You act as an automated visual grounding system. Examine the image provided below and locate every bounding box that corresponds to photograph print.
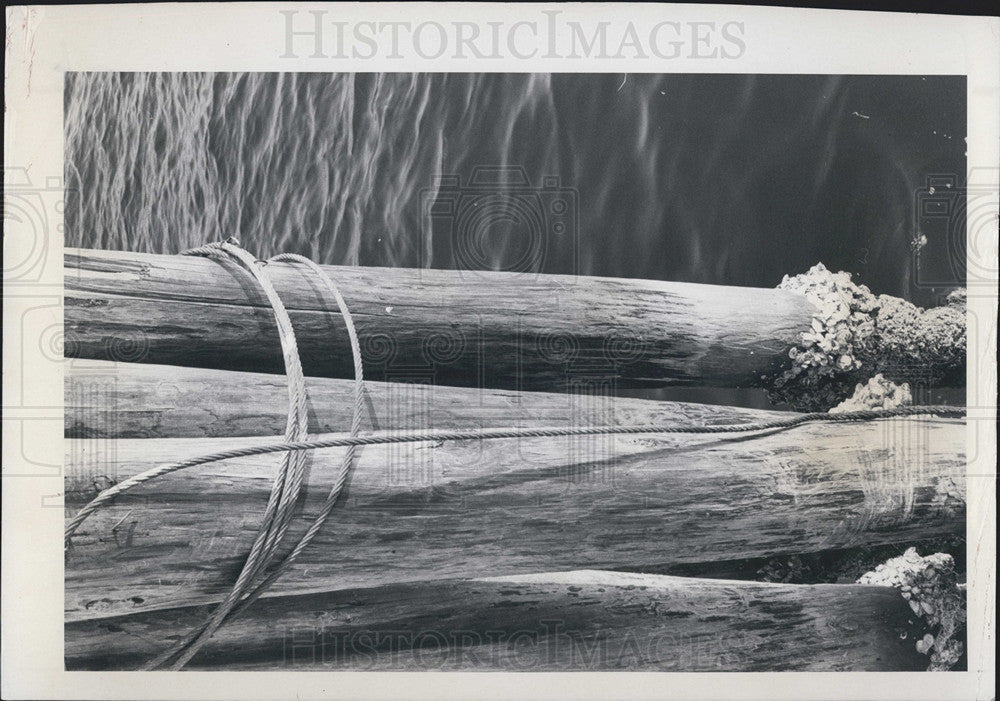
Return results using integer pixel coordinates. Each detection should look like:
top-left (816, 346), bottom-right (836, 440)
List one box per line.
top-left (62, 72), bottom-right (969, 672)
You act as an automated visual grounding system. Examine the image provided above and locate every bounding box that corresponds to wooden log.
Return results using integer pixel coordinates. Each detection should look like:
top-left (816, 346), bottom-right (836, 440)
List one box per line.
top-left (64, 248), bottom-right (817, 391)
top-left (65, 360), bottom-right (793, 438)
top-left (65, 570), bottom-right (932, 671)
top-left (65, 415), bottom-right (965, 621)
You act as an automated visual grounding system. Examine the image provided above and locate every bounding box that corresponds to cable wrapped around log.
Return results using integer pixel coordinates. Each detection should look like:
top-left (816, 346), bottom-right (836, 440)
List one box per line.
top-left (62, 245), bottom-right (968, 671)
top-left (65, 410), bottom-right (965, 621)
top-left (63, 249), bottom-right (965, 406)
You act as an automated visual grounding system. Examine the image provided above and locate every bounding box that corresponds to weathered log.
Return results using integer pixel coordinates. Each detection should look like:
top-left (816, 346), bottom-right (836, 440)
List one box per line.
top-left (65, 360), bottom-right (792, 438)
top-left (65, 415), bottom-right (965, 620)
top-left (65, 570), bottom-right (932, 671)
top-left (64, 247), bottom-right (817, 391)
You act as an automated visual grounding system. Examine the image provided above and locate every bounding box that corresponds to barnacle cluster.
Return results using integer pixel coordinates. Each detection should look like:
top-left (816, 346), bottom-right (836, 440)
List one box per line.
top-left (863, 294), bottom-right (966, 378)
top-left (770, 263), bottom-right (878, 410)
top-left (829, 373), bottom-right (912, 413)
top-left (769, 263), bottom-right (966, 411)
top-left (857, 547), bottom-right (966, 671)
top-left (945, 288), bottom-right (967, 307)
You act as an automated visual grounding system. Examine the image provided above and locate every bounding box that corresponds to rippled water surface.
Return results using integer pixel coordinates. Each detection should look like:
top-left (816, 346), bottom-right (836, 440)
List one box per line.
top-left (65, 73), bottom-right (966, 306)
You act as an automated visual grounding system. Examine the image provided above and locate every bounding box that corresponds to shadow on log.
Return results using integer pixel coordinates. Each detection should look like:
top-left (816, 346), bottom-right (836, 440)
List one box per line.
top-left (65, 570), bottom-right (933, 671)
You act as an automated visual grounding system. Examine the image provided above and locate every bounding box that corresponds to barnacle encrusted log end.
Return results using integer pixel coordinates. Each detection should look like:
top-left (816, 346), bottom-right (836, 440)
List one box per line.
top-left (858, 547), bottom-right (966, 671)
top-left (769, 263), bottom-right (966, 411)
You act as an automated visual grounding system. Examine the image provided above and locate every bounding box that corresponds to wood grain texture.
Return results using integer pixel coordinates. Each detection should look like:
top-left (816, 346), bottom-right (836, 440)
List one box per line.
top-left (65, 360), bottom-right (794, 439)
top-left (64, 248), bottom-right (816, 391)
top-left (65, 416), bottom-right (965, 621)
top-left (65, 570), bottom-right (930, 671)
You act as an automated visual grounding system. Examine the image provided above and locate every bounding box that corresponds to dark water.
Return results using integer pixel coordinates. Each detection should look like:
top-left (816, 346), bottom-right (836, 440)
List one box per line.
top-left (65, 73), bottom-right (966, 309)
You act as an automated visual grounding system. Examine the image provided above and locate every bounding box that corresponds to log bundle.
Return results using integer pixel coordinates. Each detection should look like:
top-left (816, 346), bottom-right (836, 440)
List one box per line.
top-left (62, 248), bottom-right (968, 671)
top-left (65, 570), bottom-right (931, 671)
